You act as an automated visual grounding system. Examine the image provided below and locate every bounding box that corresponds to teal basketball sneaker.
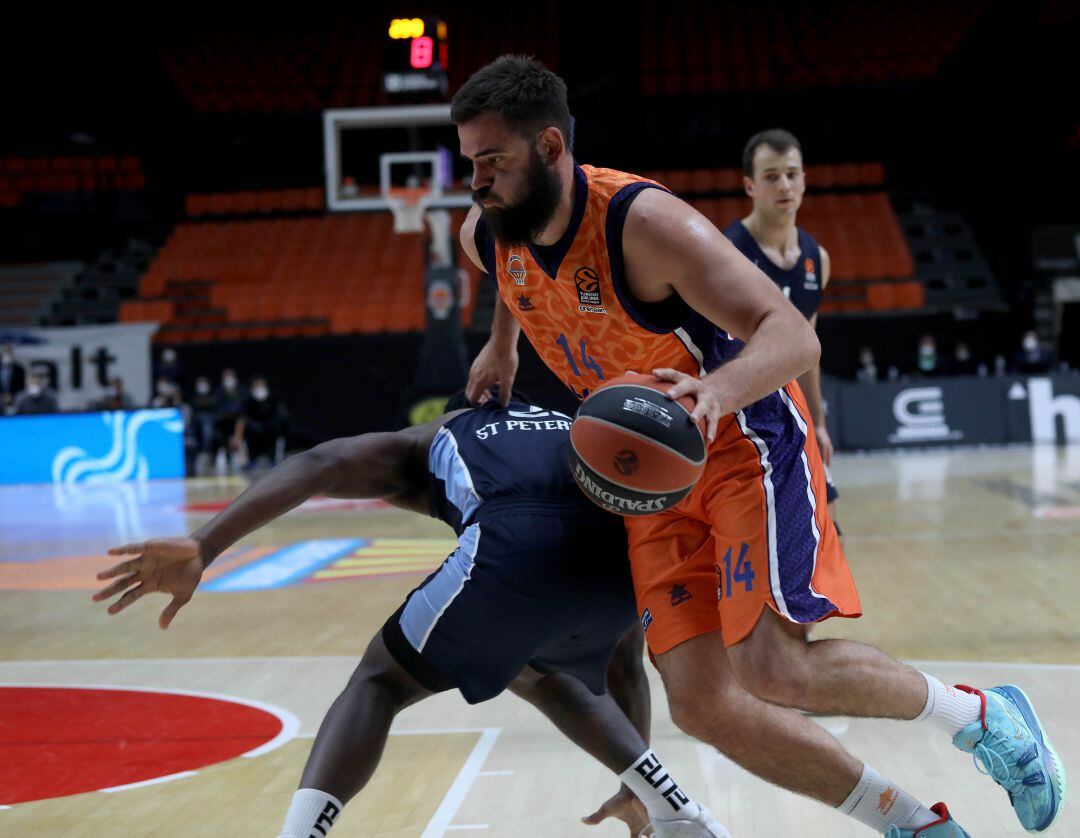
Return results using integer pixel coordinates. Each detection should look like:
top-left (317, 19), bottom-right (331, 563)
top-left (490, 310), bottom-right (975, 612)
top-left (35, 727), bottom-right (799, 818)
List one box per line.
top-left (952, 685), bottom-right (1066, 832)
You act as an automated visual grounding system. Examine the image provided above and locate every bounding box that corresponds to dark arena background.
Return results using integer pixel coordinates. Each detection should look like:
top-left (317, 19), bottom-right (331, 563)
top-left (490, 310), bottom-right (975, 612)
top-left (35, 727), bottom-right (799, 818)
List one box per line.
top-left (1, 4), bottom-right (1078, 836)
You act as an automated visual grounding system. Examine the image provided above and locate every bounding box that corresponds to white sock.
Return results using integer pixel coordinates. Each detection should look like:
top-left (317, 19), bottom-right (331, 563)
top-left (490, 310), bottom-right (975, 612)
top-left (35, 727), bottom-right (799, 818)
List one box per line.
top-left (620, 749), bottom-right (702, 822)
top-left (913, 672), bottom-right (982, 735)
top-left (839, 764), bottom-right (938, 833)
top-left (280, 788), bottom-right (343, 838)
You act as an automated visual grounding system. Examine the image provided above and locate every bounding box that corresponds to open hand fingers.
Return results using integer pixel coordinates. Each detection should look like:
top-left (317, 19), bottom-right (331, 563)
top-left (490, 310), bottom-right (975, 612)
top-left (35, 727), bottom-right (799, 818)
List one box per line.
top-left (665, 375), bottom-right (701, 402)
top-left (107, 542), bottom-right (146, 557)
top-left (92, 573), bottom-right (138, 603)
top-left (107, 583), bottom-right (147, 616)
top-left (465, 377), bottom-right (486, 404)
top-left (651, 367), bottom-right (687, 385)
top-left (159, 593), bottom-right (191, 630)
top-left (705, 412), bottom-right (720, 443)
top-left (96, 557), bottom-right (142, 581)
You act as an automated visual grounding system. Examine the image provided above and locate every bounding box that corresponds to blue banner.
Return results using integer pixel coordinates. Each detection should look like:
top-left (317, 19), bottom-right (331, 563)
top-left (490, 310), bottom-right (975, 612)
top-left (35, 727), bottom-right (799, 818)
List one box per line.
top-left (0, 409), bottom-right (185, 485)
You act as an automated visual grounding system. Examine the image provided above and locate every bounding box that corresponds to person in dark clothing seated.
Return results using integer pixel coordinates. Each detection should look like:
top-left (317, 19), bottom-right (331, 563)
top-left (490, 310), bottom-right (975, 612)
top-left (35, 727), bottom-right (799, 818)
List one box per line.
top-left (13, 372), bottom-right (59, 415)
top-left (1012, 330), bottom-right (1054, 374)
top-left (237, 375), bottom-right (288, 468)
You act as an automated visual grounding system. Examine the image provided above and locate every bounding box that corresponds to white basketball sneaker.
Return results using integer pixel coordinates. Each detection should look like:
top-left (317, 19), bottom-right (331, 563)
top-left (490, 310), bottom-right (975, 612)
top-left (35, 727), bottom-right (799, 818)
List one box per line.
top-left (645, 804), bottom-right (732, 838)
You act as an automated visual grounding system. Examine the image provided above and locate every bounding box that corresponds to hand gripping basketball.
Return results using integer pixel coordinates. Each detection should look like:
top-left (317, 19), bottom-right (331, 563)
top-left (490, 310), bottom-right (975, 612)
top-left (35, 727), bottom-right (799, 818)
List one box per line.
top-left (570, 373), bottom-right (706, 516)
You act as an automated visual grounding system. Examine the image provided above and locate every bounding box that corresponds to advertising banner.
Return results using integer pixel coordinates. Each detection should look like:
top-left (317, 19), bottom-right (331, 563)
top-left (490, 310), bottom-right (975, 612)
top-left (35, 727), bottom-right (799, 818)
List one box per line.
top-left (0, 409), bottom-right (184, 485)
top-left (1, 323), bottom-right (156, 411)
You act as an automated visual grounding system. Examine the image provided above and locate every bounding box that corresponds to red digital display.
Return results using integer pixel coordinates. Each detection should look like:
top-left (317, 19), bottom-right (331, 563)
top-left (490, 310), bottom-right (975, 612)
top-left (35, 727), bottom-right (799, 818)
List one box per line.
top-left (410, 36), bottom-right (434, 69)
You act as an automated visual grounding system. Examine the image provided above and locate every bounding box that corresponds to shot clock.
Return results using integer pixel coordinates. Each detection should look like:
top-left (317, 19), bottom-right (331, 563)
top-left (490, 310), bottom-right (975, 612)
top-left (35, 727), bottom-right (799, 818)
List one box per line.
top-left (383, 17), bottom-right (449, 96)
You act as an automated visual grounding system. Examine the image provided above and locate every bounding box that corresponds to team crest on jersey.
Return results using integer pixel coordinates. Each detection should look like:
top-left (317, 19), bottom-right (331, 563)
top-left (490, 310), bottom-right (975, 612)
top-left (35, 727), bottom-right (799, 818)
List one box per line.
top-left (804, 257), bottom-right (819, 289)
top-left (508, 254), bottom-right (527, 285)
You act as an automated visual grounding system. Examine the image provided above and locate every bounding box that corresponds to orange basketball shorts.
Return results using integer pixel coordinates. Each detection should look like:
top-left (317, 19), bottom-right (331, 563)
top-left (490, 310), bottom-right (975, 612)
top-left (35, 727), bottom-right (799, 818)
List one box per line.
top-left (625, 382), bottom-right (862, 655)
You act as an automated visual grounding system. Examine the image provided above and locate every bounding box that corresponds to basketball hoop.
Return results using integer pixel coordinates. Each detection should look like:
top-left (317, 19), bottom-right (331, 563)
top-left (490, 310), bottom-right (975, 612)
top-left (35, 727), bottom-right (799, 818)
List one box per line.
top-left (386, 186), bottom-right (430, 233)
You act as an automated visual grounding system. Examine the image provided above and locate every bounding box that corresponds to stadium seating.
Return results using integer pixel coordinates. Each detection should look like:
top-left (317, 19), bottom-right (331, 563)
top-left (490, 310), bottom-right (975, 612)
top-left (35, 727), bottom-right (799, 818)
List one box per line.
top-left (0, 156), bottom-right (145, 209)
top-left (123, 159), bottom-right (919, 338)
top-left (641, 0), bottom-right (987, 95)
top-left (641, 165), bottom-right (920, 313)
top-left (123, 210), bottom-right (479, 341)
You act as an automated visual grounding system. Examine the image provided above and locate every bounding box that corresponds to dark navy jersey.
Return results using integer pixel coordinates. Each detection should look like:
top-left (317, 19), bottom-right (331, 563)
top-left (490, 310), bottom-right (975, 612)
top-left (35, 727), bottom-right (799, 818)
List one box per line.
top-left (428, 402), bottom-right (589, 534)
top-left (723, 221), bottom-right (823, 320)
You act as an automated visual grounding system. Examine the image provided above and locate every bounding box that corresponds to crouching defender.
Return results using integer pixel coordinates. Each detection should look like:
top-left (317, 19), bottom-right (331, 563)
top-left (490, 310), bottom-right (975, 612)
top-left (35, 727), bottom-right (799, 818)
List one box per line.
top-left (93, 398), bottom-right (729, 838)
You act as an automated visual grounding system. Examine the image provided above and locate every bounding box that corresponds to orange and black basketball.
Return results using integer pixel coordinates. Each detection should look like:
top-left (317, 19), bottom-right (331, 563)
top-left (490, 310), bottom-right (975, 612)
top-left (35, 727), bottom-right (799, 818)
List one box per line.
top-left (569, 372), bottom-right (706, 516)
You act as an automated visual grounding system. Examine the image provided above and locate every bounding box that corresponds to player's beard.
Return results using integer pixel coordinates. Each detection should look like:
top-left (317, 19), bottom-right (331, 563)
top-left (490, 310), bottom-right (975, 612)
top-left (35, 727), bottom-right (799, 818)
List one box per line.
top-left (476, 146), bottom-right (562, 246)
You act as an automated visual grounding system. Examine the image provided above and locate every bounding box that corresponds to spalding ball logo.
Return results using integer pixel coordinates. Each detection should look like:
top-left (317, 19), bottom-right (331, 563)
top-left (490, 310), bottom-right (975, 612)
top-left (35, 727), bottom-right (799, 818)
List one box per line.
top-left (614, 449), bottom-right (639, 475)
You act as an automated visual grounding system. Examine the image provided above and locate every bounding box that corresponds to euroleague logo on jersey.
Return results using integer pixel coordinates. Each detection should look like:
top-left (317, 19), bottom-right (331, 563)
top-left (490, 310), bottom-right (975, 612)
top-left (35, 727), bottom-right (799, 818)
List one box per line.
top-left (508, 254), bottom-right (527, 285)
top-left (804, 257), bottom-right (819, 289)
top-left (574, 266), bottom-right (607, 314)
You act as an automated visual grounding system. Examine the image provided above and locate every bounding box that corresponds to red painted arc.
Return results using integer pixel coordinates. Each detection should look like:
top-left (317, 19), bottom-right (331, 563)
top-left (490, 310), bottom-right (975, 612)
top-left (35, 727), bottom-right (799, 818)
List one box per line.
top-left (0, 687), bottom-right (283, 805)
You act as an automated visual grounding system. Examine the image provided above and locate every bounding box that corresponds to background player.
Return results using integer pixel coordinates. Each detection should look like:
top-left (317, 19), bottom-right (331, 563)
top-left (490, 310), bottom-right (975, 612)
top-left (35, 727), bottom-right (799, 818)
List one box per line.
top-left (93, 398), bottom-right (729, 838)
top-left (454, 55), bottom-right (1063, 835)
top-left (724, 128), bottom-right (841, 528)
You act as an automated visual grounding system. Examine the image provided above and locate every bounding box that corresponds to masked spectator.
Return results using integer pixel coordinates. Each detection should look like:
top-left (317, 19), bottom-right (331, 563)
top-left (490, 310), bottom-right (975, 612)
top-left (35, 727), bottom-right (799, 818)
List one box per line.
top-left (1012, 330), bottom-right (1054, 374)
top-left (93, 377), bottom-right (137, 411)
top-left (855, 347), bottom-right (878, 384)
top-left (915, 334), bottom-right (940, 377)
top-left (13, 371), bottom-right (59, 415)
top-left (187, 375), bottom-right (219, 474)
top-left (237, 375), bottom-right (288, 468)
top-left (155, 347), bottom-right (183, 386)
top-left (949, 342), bottom-right (980, 376)
top-left (150, 376), bottom-right (183, 408)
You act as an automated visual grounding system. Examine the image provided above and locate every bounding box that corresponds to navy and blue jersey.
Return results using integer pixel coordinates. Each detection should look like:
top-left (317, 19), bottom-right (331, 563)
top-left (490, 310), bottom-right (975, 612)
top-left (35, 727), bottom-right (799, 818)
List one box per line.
top-left (427, 401), bottom-right (586, 534)
top-left (723, 221), bottom-right (823, 320)
top-left (381, 402), bottom-right (637, 704)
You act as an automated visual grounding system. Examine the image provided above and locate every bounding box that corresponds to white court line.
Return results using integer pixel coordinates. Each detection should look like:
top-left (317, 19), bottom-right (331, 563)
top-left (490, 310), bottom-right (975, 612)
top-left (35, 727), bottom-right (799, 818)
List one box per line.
top-left (100, 771), bottom-right (197, 793)
top-left (421, 728), bottom-right (501, 838)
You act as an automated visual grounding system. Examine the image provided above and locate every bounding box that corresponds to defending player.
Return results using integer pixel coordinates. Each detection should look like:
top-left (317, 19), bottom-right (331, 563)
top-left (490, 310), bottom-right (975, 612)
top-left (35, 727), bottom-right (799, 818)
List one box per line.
top-left (93, 399), bottom-right (728, 838)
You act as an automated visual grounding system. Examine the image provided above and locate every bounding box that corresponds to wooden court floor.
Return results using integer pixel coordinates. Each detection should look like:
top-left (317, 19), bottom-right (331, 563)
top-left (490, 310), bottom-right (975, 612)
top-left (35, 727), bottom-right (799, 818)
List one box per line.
top-left (2, 445), bottom-right (1078, 836)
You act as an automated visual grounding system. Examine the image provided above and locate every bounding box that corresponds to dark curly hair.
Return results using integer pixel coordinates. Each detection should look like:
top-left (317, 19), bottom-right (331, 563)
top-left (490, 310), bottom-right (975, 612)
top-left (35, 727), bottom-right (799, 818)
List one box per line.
top-left (451, 55), bottom-right (572, 146)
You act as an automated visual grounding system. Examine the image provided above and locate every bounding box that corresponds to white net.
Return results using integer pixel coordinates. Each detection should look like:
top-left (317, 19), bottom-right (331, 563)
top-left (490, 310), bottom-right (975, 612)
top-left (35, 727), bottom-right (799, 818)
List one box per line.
top-left (387, 189), bottom-right (428, 233)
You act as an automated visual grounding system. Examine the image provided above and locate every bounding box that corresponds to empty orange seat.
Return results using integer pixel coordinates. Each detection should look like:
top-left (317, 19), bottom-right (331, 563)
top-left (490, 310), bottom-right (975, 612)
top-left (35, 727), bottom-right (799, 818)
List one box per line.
top-left (893, 281), bottom-right (925, 310)
top-left (866, 284), bottom-right (896, 310)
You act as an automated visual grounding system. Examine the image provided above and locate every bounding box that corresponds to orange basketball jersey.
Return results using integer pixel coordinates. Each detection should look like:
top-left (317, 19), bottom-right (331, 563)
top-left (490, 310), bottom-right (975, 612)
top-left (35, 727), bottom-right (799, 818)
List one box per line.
top-left (473, 164), bottom-right (734, 399)
top-left (472, 164), bottom-right (861, 652)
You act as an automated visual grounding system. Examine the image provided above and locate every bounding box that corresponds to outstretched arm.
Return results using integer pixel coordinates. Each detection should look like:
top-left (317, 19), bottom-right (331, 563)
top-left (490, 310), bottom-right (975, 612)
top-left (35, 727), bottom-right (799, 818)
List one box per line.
top-left (93, 416), bottom-right (458, 627)
top-left (192, 427), bottom-right (432, 566)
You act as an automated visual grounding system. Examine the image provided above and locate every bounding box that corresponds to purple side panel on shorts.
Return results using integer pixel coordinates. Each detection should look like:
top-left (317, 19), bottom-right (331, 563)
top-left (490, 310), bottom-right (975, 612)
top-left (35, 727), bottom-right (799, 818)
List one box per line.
top-left (740, 391), bottom-right (836, 623)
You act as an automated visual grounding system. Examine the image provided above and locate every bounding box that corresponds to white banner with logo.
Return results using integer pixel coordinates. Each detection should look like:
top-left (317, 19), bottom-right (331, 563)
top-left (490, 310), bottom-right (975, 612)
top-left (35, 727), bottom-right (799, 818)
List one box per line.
top-left (1, 322), bottom-right (156, 411)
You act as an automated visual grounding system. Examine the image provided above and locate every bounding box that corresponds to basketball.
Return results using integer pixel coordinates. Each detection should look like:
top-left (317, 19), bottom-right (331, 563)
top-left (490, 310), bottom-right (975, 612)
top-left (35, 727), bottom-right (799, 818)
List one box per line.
top-left (569, 373), bottom-right (706, 516)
